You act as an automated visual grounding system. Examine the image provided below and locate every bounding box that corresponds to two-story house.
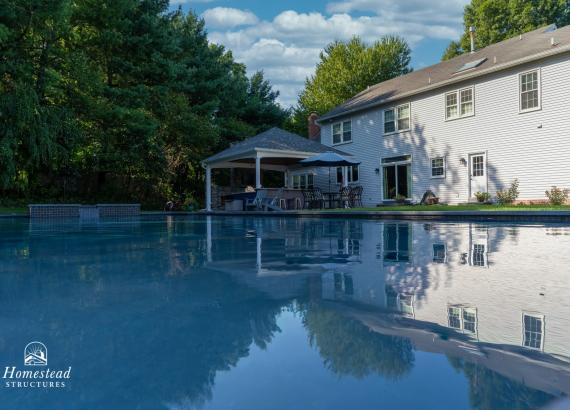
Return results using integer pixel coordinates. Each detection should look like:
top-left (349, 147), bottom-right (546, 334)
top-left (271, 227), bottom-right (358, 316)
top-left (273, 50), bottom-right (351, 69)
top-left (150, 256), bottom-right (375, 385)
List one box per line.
top-left (314, 24), bottom-right (570, 206)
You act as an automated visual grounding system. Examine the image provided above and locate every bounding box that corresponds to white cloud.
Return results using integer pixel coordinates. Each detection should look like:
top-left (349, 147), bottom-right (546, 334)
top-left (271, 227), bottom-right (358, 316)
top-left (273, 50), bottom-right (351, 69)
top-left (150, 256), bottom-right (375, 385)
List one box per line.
top-left (205, 2), bottom-right (469, 107)
top-left (202, 7), bottom-right (258, 29)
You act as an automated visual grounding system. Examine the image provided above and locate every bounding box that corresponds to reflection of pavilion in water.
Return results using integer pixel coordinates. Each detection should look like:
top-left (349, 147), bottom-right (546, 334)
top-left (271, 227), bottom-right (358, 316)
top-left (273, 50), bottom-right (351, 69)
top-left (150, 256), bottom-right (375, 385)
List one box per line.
top-left (204, 217), bottom-right (570, 397)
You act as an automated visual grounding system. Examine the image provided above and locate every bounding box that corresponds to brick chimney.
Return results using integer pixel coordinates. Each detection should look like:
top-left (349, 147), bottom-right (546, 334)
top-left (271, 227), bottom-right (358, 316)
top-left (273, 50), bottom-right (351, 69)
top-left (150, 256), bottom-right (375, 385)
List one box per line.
top-left (308, 112), bottom-right (321, 142)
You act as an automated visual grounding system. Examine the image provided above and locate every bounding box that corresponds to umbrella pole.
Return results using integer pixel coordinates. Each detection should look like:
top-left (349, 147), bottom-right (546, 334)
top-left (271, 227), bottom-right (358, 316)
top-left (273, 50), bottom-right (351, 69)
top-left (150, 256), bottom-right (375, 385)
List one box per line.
top-left (328, 167), bottom-right (331, 208)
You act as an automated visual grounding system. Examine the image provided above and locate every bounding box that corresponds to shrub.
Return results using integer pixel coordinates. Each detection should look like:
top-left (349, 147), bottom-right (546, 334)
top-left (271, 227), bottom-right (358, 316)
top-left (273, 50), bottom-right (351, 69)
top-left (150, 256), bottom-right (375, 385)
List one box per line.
top-left (496, 179), bottom-right (519, 205)
top-left (545, 186), bottom-right (569, 205)
top-left (395, 194), bottom-right (407, 204)
top-left (474, 192), bottom-right (491, 203)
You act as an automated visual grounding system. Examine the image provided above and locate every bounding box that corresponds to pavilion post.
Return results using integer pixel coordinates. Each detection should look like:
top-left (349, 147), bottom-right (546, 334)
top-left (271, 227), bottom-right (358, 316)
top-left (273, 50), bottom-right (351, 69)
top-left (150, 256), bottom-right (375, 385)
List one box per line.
top-left (343, 166), bottom-right (349, 187)
top-left (255, 155), bottom-right (262, 188)
top-left (205, 165), bottom-right (212, 212)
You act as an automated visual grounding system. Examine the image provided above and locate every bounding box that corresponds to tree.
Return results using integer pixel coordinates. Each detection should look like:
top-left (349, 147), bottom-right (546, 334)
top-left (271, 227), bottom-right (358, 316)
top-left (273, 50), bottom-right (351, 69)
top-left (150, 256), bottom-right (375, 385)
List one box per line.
top-left (288, 36), bottom-right (411, 136)
top-left (0, 1), bottom-right (286, 207)
top-left (443, 0), bottom-right (570, 60)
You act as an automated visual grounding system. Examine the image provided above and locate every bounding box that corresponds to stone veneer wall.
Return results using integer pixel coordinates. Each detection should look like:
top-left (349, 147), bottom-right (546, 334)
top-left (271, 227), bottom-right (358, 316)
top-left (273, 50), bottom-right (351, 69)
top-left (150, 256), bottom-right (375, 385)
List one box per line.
top-left (29, 204), bottom-right (140, 218)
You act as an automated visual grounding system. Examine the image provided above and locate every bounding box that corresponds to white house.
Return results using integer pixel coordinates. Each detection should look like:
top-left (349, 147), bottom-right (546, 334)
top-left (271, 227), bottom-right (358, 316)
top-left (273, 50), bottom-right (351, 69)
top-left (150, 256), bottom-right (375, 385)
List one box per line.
top-left (313, 24), bottom-right (570, 206)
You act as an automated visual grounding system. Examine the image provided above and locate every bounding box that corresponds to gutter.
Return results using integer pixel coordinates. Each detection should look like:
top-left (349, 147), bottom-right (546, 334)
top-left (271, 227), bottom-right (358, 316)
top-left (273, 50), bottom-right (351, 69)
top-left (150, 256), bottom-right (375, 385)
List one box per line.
top-left (318, 44), bottom-right (570, 123)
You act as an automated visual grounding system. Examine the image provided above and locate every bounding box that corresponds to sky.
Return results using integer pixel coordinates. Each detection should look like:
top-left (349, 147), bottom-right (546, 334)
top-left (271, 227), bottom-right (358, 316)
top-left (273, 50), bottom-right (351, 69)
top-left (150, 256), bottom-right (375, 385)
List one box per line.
top-left (170, 0), bottom-right (470, 107)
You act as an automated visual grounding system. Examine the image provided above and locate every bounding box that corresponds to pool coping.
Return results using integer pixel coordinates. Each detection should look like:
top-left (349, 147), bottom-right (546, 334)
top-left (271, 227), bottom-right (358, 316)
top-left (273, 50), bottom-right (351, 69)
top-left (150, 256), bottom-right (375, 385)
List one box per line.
top-left (3, 209), bottom-right (570, 222)
top-left (196, 209), bottom-right (570, 222)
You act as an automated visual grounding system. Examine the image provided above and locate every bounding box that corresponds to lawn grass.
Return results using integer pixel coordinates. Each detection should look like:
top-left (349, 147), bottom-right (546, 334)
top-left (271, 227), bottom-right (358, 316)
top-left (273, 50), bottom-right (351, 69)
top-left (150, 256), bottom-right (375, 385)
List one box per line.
top-left (329, 204), bottom-right (570, 212)
top-left (0, 206), bottom-right (28, 214)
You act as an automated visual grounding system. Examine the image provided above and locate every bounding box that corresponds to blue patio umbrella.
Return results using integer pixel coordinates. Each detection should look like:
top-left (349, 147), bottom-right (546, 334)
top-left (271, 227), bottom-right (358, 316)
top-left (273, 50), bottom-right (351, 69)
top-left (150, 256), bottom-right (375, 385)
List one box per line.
top-left (299, 152), bottom-right (360, 194)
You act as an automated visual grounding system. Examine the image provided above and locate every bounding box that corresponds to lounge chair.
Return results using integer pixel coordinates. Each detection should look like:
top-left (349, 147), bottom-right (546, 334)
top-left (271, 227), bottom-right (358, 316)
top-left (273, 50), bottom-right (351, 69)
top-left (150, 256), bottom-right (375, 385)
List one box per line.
top-left (245, 190), bottom-right (267, 211)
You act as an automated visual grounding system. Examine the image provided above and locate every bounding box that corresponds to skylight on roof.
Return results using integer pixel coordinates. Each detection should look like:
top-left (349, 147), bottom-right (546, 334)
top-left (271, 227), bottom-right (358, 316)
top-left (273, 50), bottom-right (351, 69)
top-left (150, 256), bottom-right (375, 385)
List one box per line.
top-left (455, 57), bottom-right (487, 73)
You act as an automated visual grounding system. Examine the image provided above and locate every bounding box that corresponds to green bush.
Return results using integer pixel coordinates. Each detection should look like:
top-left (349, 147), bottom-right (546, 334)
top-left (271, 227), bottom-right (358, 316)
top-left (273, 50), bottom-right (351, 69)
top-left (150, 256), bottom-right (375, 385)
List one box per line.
top-left (474, 192), bottom-right (491, 203)
top-left (496, 179), bottom-right (519, 205)
top-left (545, 186), bottom-right (569, 205)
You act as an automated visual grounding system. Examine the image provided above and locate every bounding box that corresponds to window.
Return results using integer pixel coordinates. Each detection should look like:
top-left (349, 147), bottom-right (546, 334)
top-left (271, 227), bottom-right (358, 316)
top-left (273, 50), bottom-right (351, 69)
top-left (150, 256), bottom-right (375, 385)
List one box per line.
top-left (448, 307), bottom-right (462, 329)
top-left (460, 88), bottom-right (473, 116)
top-left (471, 243), bottom-right (486, 267)
top-left (431, 157), bottom-right (445, 178)
top-left (520, 70), bottom-right (540, 112)
top-left (472, 155), bottom-right (484, 176)
top-left (446, 92), bottom-right (458, 119)
top-left (445, 87), bottom-right (474, 120)
top-left (523, 313), bottom-right (544, 350)
top-left (336, 165), bottom-right (359, 183)
top-left (384, 103), bottom-right (410, 134)
top-left (384, 109), bottom-right (395, 133)
top-left (293, 173), bottom-right (314, 189)
top-left (463, 308), bottom-right (477, 333)
top-left (448, 305), bottom-right (478, 334)
top-left (433, 244), bottom-right (446, 263)
top-left (382, 223), bottom-right (412, 262)
top-left (332, 120), bottom-right (352, 144)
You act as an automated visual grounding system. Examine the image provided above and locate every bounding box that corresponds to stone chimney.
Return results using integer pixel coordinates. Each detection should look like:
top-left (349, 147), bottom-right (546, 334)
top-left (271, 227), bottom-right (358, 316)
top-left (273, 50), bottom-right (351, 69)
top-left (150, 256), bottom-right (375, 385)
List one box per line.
top-left (308, 112), bottom-right (321, 142)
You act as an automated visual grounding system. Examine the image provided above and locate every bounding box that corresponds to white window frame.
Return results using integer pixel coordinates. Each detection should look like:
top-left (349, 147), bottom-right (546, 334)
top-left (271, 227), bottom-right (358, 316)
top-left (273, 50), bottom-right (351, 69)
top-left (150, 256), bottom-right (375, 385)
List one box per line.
top-left (292, 172), bottom-right (314, 189)
top-left (447, 305), bottom-right (478, 336)
top-left (445, 86), bottom-right (474, 121)
top-left (383, 103), bottom-right (411, 135)
top-left (336, 165), bottom-right (359, 184)
top-left (522, 312), bottom-right (545, 351)
top-left (430, 156), bottom-right (446, 179)
top-left (519, 69), bottom-right (541, 113)
top-left (331, 120), bottom-right (352, 145)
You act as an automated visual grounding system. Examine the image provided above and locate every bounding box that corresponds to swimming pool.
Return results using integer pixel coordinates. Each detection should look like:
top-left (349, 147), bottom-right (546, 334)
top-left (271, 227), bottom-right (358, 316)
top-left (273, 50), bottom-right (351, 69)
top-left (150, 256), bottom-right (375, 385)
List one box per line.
top-left (1, 216), bottom-right (569, 409)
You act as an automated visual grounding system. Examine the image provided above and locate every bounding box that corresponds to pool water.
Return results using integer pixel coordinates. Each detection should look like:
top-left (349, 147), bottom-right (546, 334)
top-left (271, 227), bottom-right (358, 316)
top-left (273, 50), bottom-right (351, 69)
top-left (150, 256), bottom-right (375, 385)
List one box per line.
top-left (1, 216), bottom-right (569, 409)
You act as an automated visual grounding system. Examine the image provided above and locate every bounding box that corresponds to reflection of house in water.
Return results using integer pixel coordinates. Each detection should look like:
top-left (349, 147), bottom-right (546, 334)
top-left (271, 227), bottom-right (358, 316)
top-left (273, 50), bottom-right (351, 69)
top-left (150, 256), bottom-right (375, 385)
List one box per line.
top-left (202, 216), bottom-right (570, 397)
top-left (318, 221), bottom-right (570, 396)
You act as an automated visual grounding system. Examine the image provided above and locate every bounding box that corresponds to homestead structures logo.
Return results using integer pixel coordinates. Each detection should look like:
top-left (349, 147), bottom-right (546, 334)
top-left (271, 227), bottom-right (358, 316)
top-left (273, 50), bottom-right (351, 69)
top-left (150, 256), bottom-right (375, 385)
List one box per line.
top-left (24, 342), bottom-right (47, 366)
top-left (3, 341), bottom-right (71, 388)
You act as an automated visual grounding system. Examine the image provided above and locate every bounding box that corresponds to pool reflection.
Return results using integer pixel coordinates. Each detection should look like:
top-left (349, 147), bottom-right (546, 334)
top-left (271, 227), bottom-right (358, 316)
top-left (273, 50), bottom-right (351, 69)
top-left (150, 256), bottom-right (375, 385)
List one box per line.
top-left (0, 216), bottom-right (568, 409)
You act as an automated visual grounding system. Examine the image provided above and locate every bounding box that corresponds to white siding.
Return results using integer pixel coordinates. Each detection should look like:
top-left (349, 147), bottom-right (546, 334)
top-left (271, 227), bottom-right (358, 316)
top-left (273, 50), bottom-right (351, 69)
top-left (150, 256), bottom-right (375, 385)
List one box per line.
top-left (320, 53), bottom-right (570, 205)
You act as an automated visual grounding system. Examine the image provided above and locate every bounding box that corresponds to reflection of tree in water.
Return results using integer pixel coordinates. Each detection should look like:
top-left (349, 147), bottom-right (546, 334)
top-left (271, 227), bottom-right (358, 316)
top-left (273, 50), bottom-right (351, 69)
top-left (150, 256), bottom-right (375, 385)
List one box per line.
top-left (302, 304), bottom-right (414, 380)
top-left (0, 265), bottom-right (284, 410)
top-left (447, 357), bottom-right (556, 410)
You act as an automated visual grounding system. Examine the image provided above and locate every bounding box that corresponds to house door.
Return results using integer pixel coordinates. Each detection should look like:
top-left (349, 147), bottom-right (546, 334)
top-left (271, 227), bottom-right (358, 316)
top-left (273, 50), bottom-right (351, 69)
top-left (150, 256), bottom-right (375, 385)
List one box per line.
top-left (469, 153), bottom-right (487, 198)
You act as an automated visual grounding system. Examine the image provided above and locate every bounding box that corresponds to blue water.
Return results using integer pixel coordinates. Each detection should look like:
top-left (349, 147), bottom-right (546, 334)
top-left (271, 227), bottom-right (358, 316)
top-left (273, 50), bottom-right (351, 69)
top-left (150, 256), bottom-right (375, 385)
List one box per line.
top-left (0, 216), bottom-right (569, 410)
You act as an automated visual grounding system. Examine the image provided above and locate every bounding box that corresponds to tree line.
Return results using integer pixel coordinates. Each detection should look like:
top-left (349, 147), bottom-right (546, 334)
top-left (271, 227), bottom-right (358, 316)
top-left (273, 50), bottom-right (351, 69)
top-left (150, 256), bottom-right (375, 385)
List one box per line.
top-left (0, 0), bottom-right (288, 208)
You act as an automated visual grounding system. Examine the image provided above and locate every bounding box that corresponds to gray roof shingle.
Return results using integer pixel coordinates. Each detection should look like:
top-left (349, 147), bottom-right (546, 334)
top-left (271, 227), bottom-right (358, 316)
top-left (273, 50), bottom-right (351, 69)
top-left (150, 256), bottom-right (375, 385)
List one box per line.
top-left (320, 24), bottom-right (570, 122)
top-left (203, 127), bottom-right (350, 164)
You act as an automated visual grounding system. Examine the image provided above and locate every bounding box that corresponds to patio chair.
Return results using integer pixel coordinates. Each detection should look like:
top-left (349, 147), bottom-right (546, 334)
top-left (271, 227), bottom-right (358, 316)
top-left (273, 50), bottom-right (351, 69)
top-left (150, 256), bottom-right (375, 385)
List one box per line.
top-left (245, 190), bottom-right (267, 211)
top-left (339, 186), bottom-right (351, 209)
top-left (302, 190), bottom-right (313, 209)
top-left (349, 186), bottom-right (363, 208)
top-left (312, 188), bottom-right (325, 209)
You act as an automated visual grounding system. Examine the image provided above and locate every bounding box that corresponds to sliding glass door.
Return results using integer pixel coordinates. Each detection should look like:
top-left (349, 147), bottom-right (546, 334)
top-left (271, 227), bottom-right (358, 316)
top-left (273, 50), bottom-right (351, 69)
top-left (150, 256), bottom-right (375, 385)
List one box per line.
top-left (382, 155), bottom-right (412, 200)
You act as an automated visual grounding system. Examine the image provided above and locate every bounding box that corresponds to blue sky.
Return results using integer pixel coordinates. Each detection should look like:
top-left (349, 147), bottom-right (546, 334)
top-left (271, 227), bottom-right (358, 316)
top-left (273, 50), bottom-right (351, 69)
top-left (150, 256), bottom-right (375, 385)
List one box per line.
top-left (170, 0), bottom-right (469, 106)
